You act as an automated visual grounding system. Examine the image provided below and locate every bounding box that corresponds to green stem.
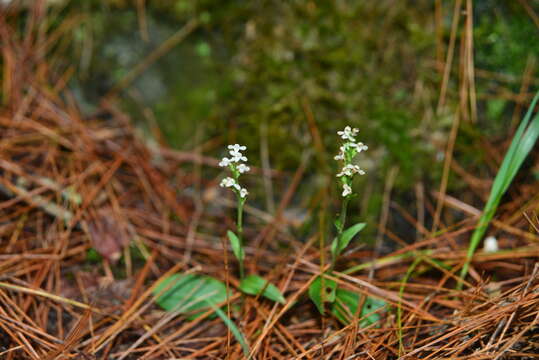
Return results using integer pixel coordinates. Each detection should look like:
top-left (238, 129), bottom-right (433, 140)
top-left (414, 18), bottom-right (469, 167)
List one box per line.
top-left (237, 197), bottom-right (245, 279)
top-left (330, 197), bottom-right (349, 271)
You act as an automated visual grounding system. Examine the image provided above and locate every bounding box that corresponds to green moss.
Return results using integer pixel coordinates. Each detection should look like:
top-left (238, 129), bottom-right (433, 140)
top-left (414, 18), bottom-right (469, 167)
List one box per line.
top-left (36, 0), bottom-right (537, 237)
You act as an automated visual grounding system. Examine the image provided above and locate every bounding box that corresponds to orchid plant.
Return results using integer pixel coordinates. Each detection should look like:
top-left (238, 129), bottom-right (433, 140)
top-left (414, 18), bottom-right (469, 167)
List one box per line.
top-left (220, 144), bottom-right (285, 304)
top-left (219, 144), bottom-right (250, 278)
top-left (331, 126), bottom-right (368, 269)
top-left (309, 126), bottom-right (376, 320)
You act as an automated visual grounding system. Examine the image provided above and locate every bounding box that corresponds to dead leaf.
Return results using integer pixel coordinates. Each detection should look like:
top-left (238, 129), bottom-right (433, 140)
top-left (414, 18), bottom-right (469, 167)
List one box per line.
top-left (86, 207), bottom-right (129, 262)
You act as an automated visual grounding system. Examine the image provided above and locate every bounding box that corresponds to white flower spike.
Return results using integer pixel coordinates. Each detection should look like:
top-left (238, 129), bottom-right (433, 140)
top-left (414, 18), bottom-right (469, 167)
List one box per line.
top-left (220, 144), bottom-right (250, 200)
top-left (335, 126), bottom-right (367, 197)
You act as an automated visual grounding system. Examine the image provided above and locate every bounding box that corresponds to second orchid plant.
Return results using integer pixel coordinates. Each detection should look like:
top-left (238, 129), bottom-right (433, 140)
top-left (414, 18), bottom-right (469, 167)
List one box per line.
top-left (308, 126), bottom-right (376, 320)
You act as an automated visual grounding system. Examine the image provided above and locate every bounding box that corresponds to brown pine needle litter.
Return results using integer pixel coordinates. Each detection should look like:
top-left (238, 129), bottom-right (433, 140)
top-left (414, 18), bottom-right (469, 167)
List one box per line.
top-left (1, 4), bottom-right (539, 360)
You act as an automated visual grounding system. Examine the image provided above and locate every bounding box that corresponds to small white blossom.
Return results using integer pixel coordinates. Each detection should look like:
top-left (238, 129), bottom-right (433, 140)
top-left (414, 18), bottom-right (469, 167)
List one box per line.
top-left (219, 157), bottom-right (232, 167)
top-left (342, 184), bottom-right (352, 197)
top-left (231, 153), bottom-right (248, 162)
top-left (228, 144), bottom-right (246, 152)
top-left (334, 145), bottom-right (346, 160)
top-left (237, 163), bottom-right (250, 174)
top-left (483, 236), bottom-right (498, 253)
top-left (228, 144), bottom-right (248, 162)
top-left (220, 177), bottom-right (236, 188)
top-left (239, 188), bottom-right (248, 198)
top-left (349, 142), bottom-right (368, 152)
top-left (337, 164), bottom-right (365, 177)
top-left (337, 126), bottom-right (359, 142)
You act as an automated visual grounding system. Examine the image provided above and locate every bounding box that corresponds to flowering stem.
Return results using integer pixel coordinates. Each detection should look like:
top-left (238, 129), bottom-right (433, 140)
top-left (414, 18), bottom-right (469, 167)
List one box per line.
top-left (237, 197), bottom-right (245, 279)
top-left (219, 144), bottom-right (250, 280)
top-left (331, 197), bottom-right (349, 271)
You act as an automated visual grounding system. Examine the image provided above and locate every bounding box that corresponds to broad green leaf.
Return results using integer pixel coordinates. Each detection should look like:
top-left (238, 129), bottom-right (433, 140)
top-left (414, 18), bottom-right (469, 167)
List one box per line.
top-left (153, 273), bottom-right (228, 319)
top-left (308, 275), bottom-right (337, 315)
top-left (331, 289), bottom-right (386, 326)
top-left (331, 223), bottom-right (366, 260)
top-left (239, 275), bottom-right (285, 304)
top-left (227, 230), bottom-right (244, 263)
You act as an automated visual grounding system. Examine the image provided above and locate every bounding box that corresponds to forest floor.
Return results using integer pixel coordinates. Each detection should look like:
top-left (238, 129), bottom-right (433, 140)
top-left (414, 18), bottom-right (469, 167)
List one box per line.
top-left (1, 6), bottom-right (539, 360)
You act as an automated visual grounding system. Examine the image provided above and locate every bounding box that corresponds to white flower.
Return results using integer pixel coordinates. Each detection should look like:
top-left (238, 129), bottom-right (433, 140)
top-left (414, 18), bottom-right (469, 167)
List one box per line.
top-left (231, 153), bottom-right (248, 162)
top-left (228, 144), bottom-right (246, 152)
top-left (342, 184), bottom-right (352, 197)
top-left (337, 126), bottom-right (359, 142)
top-left (228, 144), bottom-right (248, 162)
top-left (239, 188), bottom-right (248, 198)
top-left (483, 236), bottom-right (498, 253)
top-left (334, 145), bottom-right (345, 160)
top-left (219, 157), bottom-right (232, 167)
top-left (349, 142), bottom-right (368, 152)
top-left (220, 177), bottom-right (236, 188)
top-left (337, 164), bottom-right (365, 177)
top-left (237, 163), bottom-right (250, 173)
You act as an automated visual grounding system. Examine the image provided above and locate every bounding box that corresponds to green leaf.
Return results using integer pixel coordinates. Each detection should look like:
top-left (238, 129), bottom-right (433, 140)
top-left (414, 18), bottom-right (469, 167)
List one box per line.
top-left (308, 275), bottom-right (337, 315)
top-left (210, 304), bottom-right (250, 356)
top-left (86, 248), bottom-right (102, 263)
top-left (239, 275), bottom-right (285, 304)
top-left (459, 91), bottom-right (539, 287)
top-left (331, 289), bottom-right (386, 326)
top-left (334, 217), bottom-right (342, 231)
top-left (331, 223), bottom-right (366, 260)
top-left (227, 230), bottom-right (244, 263)
top-left (153, 273), bottom-right (229, 319)
top-left (153, 274), bottom-right (249, 356)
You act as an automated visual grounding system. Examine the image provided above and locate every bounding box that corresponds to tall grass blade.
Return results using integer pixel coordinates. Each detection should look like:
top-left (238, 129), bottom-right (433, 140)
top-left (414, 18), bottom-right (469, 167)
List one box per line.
top-left (458, 91), bottom-right (539, 288)
top-left (211, 304), bottom-right (250, 356)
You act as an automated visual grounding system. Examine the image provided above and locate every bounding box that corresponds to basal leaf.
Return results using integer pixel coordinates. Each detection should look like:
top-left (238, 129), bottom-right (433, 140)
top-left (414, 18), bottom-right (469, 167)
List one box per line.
top-left (331, 289), bottom-right (386, 326)
top-left (239, 275), bottom-right (285, 304)
top-left (153, 273), bottom-right (228, 319)
top-left (308, 275), bottom-right (337, 315)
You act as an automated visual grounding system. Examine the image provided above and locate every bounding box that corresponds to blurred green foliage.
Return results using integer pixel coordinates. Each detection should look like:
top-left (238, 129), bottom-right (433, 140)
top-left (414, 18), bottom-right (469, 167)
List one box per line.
top-left (13, 0), bottom-right (536, 232)
top-left (69, 1), bottom-right (441, 200)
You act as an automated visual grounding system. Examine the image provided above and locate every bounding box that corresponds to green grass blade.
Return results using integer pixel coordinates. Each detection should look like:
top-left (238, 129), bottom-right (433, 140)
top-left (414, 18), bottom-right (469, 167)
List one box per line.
top-left (210, 304), bottom-right (250, 356)
top-left (397, 257), bottom-right (421, 357)
top-left (458, 91), bottom-right (539, 287)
